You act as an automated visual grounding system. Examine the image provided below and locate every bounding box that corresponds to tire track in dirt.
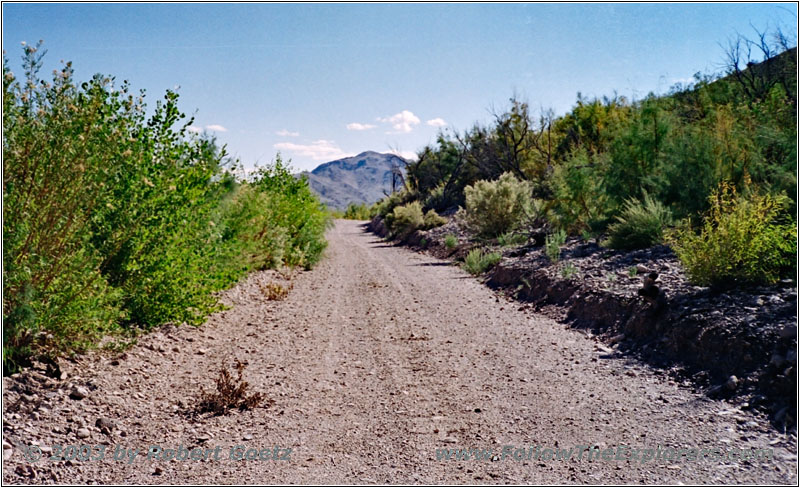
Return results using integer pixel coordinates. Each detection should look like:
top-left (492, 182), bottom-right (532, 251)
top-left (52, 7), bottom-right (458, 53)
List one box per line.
top-left (2, 219), bottom-right (796, 484)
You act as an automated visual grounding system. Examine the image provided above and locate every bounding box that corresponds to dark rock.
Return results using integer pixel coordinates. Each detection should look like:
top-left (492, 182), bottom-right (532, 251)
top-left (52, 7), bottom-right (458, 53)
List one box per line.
top-left (69, 386), bottom-right (88, 400)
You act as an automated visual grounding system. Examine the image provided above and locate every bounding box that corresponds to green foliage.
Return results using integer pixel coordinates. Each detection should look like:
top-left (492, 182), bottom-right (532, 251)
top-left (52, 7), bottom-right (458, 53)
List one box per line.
top-left (561, 263), bottom-right (578, 279)
top-left (545, 229), bottom-right (567, 263)
top-left (463, 172), bottom-right (534, 237)
top-left (462, 249), bottom-right (502, 276)
top-left (497, 231), bottom-right (527, 247)
top-left (371, 31), bottom-right (795, 287)
top-left (342, 202), bottom-right (373, 220)
top-left (423, 209), bottom-right (447, 229)
top-left (2, 46), bottom-right (329, 372)
top-left (549, 149), bottom-right (611, 233)
top-left (604, 194), bottom-right (673, 250)
top-left (670, 183), bottom-right (796, 286)
top-left (387, 201), bottom-right (425, 239)
top-left (444, 234), bottom-right (458, 249)
top-left (374, 190), bottom-right (414, 219)
top-left (385, 202), bottom-right (446, 239)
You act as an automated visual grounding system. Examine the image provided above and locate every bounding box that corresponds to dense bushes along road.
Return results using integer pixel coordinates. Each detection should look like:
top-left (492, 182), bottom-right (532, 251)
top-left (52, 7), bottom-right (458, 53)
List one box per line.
top-left (3, 43), bottom-right (330, 373)
top-left (371, 32), bottom-right (796, 288)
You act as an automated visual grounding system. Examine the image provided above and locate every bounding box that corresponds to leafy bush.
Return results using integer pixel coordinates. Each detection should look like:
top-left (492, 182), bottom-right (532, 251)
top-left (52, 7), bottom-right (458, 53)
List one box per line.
top-left (444, 234), bottom-right (458, 248)
top-left (423, 209), bottom-right (447, 229)
top-left (2, 45), bottom-right (329, 372)
top-left (545, 229), bottom-right (567, 263)
top-left (670, 183), bottom-right (796, 286)
top-left (604, 194), bottom-right (673, 250)
top-left (462, 249), bottom-right (502, 276)
top-left (342, 202), bottom-right (373, 220)
top-left (387, 201), bottom-right (425, 239)
top-left (374, 190), bottom-right (414, 219)
top-left (386, 202), bottom-right (446, 239)
top-left (463, 172), bottom-right (535, 237)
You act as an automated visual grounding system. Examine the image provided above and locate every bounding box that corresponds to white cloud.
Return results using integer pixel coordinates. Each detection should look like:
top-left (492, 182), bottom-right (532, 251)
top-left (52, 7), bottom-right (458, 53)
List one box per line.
top-left (273, 139), bottom-right (350, 161)
top-left (379, 110), bottom-right (421, 133)
top-left (187, 125), bottom-right (203, 133)
top-left (390, 150), bottom-right (418, 161)
top-left (426, 117), bottom-right (447, 127)
top-left (205, 124), bottom-right (228, 132)
top-left (276, 129), bottom-right (300, 137)
top-left (346, 122), bottom-right (376, 131)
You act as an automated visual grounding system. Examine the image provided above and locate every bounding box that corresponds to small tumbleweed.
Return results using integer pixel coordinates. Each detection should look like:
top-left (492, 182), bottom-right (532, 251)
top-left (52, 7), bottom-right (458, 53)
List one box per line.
top-left (196, 359), bottom-right (269, 415)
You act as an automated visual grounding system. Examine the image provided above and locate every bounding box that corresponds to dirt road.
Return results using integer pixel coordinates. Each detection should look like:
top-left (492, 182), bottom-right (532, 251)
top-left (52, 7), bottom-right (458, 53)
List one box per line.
top-left (3, 219), bottom-right (797, 484)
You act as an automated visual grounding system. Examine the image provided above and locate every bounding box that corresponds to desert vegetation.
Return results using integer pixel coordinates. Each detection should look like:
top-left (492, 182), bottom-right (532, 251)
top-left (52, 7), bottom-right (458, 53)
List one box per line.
top-left (2, 43), bottom-right (330, 373)
top-left (374, 29), bottom-right (797, 284)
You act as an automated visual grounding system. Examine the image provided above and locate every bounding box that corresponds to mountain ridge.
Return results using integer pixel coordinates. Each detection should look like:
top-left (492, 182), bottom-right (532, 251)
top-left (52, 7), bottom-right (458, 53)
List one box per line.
top-left (301, 151), bottom-right (407, 209)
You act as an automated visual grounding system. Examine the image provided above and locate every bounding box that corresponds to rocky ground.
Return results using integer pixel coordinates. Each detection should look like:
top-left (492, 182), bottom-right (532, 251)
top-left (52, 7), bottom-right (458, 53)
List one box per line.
top-left (2, 220), bottom-right (798, 484)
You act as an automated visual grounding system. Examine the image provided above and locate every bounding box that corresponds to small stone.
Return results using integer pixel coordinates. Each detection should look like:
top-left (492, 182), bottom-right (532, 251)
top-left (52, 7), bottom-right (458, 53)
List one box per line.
top-left (726, 375), bottom-right (739, 391)
top-left (153, 466), bottom-right (163, 475)
top-left (243, 434), bottom-right (254, 441)
top-left (779, 324), bottom-right (797, 339)
top-left (96, 417), bottom-right (116, 433)
top-left (474, 408), bottom-right (482, 413)
top-left (69, 386), bottom-right (89, 400)
top-left (76, 428), bottom-right (91, 439)
top-left (197, 349), bottom-right (207, 355)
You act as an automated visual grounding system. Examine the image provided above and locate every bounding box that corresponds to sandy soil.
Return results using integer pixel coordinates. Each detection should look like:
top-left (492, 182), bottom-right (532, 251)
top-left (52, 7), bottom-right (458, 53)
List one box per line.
top-left (2, 219), bottom-right (797, 484)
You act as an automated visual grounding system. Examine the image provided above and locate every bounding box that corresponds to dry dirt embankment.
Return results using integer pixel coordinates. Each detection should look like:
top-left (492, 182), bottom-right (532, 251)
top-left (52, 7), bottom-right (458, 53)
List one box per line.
top-left (2, 220), bottom-right (797, 484)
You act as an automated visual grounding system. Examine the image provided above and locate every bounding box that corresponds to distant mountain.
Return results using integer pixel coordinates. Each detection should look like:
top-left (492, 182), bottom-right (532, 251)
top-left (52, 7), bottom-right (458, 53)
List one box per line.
top-left (301, 151), bottom-right (407, 209)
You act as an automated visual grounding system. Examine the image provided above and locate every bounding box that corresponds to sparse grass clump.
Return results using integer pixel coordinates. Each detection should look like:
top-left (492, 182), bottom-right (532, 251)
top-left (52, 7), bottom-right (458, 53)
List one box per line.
top-left (260, 282), bottom-right (292, 301)
top-left (545, 229), bottom-right (567, 263)
top-left (462, 249), bottom-right (502, 276)
top-left (197, 359), bottom-right (268, 415)
top-left (498, 231), bottom-right (527, 247)
top-left (463, 172), bottom-right (534, 238)
top-left (670, 183), bottom-right (796, 286)
top-left (604, 194), bottom-right (673, 250)
top-left (561, 263), bottom-right (578, 279)
top-left (444, 234), bottom-right (458, 249)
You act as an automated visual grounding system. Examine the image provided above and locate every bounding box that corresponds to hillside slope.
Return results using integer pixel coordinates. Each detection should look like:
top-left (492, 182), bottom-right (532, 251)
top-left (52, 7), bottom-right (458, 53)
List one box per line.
top-left (302, 151), bottom-right (406, 209)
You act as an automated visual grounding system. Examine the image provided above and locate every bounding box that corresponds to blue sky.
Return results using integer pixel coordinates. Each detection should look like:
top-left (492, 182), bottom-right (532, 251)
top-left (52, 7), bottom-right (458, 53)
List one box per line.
top-left (3, 3), bottom-right (796, 172)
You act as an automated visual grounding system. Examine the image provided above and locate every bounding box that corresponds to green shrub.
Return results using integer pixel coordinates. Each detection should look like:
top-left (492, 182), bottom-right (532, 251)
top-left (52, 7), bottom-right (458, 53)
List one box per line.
top-left (561, 263), bottom-right (578, 279)
top-left (387, 202), bottom-right (446, 239)
top-left (671, 183), bottom-right (796, 286)
top-left (498, 231), bottom-right (527, 247)
top-left (2, 45), bottom-right (330, 372)
top-left (374, 190), bottom-right (413, 219)
top-left (388, 201), bottom-right (425, 239)
top-left (342, 202), bottom-right (372, 220)
top-left (604, 193), bottom-right (673, 250)
top-left (462, 249), bottom-right (502, 276)
top-left (444, 234), bottom-right (458, 248)
top-left (545, 229), bottom-right (567, 263)
top-left (423, 209), bottom-right (447, 229)
top-left (463, 172), bottom-right (534, 237)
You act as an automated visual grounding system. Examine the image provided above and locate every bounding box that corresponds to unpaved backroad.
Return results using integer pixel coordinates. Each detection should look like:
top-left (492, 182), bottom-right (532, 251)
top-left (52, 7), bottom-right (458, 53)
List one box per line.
top-left (3, 219), bottom-right (797, 484)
